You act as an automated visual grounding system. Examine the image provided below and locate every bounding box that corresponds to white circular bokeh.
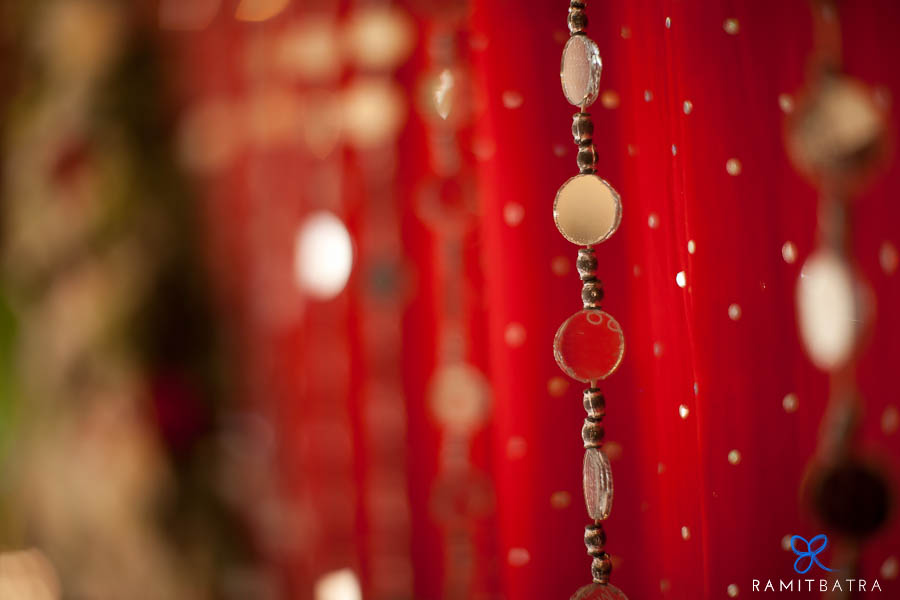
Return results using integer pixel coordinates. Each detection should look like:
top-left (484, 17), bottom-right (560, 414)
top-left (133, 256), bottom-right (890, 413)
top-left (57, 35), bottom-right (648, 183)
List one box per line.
top-left (294, 211), bottom-right (353, 300)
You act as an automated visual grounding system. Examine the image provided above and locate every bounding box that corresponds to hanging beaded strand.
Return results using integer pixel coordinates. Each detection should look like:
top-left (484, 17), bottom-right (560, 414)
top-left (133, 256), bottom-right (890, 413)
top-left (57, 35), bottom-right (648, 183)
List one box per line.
top-left (554, 3), bottom-right (628, 599)
top-left (786, 0), bottom-right (892, 584)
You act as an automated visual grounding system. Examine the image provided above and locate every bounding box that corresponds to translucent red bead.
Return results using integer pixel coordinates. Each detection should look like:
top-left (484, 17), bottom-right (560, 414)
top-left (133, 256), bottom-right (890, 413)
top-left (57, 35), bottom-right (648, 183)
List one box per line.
top-left (553, 309), bottom-right (625, 383)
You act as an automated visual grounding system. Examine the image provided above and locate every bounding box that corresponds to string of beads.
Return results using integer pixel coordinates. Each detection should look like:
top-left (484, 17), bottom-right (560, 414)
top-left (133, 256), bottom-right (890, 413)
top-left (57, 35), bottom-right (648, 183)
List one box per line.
top-left (553, 2), bottom-right (629, 599)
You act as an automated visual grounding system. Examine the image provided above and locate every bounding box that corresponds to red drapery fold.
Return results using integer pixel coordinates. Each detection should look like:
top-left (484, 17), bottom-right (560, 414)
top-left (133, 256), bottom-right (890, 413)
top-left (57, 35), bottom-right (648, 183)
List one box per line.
top-left (173, 1), bottom-right (900, 597)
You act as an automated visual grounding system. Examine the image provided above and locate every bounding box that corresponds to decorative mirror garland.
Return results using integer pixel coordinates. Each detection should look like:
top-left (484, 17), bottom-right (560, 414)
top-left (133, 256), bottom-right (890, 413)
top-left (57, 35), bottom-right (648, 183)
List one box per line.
top-left (787, 0), bottom-right (893, 583)
top-left (416, 5), bottom-right (497, 598)
top-left (553, 3), bottom-right (628, 599)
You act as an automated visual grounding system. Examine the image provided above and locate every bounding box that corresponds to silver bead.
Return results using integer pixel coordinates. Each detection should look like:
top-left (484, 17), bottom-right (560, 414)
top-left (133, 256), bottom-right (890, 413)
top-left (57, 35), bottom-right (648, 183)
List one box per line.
top-left (582, 281), bottom-right (604, 308)
top-left (572, 113), bottom-right (594, 145)
top-left (567, 9), bottom-right (588, 34)
top-left (576, 248), bottom-right (598, 280)
top-left (582, 418), bottom-right (605, 448)
top-left (583, 448), bottom-right (613, 520)
top-left (577, 144), bottom-right (598, 173)
top-left (584, 524), bottom-right (606, 557)
top-left (583, 388), bottom-right (605, 419)
top-left (591, 553), bottom-right (612, 584)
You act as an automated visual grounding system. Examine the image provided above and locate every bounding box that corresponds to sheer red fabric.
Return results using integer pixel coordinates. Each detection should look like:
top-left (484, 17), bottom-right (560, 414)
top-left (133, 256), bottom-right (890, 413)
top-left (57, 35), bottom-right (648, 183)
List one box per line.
top-left (471, 1), bottom-right (900, 597)
top-left (172, 1), bottom-right (900, 597)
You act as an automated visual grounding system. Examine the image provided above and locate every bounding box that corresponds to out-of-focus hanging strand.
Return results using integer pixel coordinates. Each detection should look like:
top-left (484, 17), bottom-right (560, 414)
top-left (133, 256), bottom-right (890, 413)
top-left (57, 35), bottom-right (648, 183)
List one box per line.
top-left (786, 0), bottom-right (892, 589)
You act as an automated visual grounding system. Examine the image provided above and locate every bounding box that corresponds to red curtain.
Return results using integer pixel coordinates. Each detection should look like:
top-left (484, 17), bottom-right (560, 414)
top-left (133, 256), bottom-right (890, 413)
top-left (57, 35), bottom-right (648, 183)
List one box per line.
top-left (169, 1), bottom-right (900, 597)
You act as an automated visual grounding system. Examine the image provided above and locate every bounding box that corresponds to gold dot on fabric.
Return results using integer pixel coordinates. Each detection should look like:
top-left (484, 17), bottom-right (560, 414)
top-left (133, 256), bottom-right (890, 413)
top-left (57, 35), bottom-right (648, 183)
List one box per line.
top-left (627, 144), bottom-right (638, 156)
top-left (658, 462), bottom-right (666, 474)
top-left (501, 90), bottom-right (523, 109)
top-left (778, 93), bottom-right (795, 113)
top-left (503, 202), bottom-right (524, 226)
top-left (676, 271), bottom-right (686, 288)
top-left (881, 556), bottom-right (899, 580)
top-left (678, 404), bottom-right (690, 419)
top-left (633, 264), bottom-right (642, 277)
top-left (782, 535), bottom-right (793, 551)
top-left (681, 526), bottom-right (691, 540)
top-left (660, 579), bottom-right (671, 593)
top-left (648, 213), bottom-right (660, 229)
top-left (472, 136), bottom-right (496, 161)
top-left (671, 144), bottom-right (678, 156)
top-left (783, 393), bottom-right (799, 413)
top-left (728, 449), bottom-right (742, 465)
top-left (727, 584), bottom-right (740, 597)
top-left (665, 17), bottom-right (672, 29)
top-left (550, 490), bottom-right (572, 509)
top-left (882, 405), bottom-right (899, 434)
top-left (687, 240), bottom-right (696, 254)
top-left (507, 548), bottom-right (530, 567)
top-left (547, 376), bottom-right (569, 397)
top-left (601, 89), bottom-right (621, 109)
top-left (723, 18), bottom-right (740, 35)
top-left (683, 100), bottom-right (693, 114)
top-left (504, 323), bottom-right (526, 347)
top-left (605, 441), bottom-right (623, 461)
top-left (620, 26), bottom-right (632, 39)
top-left (880, 241), bottom-right (899, 274)
top-left (782, 241), bottom-right (798, 264)
top-left (553, 144), bottom-right (567, 157)
top-left (726, 158), bottom-right (742, 175)
top-left (551, 255), bottom-right (570, 277)
top-left (653, 342), bottom-right (664, 357)
top-left (644, 90), bottom-right (653, 102)
top-left (728, 303), bottom-right (742, 321)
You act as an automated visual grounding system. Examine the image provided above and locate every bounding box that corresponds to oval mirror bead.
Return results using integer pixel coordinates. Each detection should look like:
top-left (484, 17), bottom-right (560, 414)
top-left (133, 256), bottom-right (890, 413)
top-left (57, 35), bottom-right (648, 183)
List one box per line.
top-left (583, 447), bottom-right (613, 520)
top-left (561, 35), bottom-right (602, 107)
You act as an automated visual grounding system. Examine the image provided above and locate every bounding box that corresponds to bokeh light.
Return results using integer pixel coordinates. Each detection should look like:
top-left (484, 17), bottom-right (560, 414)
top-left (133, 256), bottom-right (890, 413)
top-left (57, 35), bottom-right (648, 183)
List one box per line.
top-left (294, 212), bottom-right (354, 300)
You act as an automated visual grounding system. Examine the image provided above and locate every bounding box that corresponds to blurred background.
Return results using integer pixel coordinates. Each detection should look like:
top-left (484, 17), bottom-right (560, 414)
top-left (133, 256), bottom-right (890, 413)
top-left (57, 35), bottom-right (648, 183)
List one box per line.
top-left (0, 1), bottom-right (899, 599)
